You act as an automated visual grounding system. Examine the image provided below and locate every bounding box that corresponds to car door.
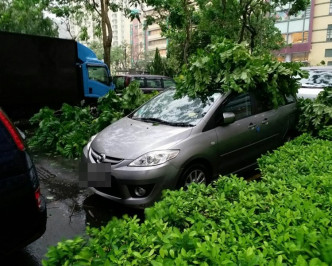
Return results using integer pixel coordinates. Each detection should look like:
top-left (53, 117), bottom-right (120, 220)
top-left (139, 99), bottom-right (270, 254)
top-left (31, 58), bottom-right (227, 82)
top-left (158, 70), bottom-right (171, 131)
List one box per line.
top-left (249, 94), bottom-right (290, 154)
top-left (214, 93), bottom-right (267, 174)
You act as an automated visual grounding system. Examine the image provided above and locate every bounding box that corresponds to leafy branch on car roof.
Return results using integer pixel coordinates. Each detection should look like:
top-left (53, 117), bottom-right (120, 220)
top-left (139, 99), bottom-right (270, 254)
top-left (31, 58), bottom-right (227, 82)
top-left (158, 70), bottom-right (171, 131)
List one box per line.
top-left (175, 38), bottom-right (308, 108)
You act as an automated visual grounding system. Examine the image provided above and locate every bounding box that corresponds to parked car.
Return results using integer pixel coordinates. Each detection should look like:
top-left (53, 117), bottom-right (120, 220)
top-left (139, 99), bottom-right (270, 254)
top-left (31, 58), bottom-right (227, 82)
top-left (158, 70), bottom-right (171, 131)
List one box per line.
top-left (80, 89), bottom-right (297, 208)
top-left (0, 109), bottom-right (47, 255)
top-left (113, 74), bottom-right (176, 93)
top-left (297, 66), bottom-right (332, 99)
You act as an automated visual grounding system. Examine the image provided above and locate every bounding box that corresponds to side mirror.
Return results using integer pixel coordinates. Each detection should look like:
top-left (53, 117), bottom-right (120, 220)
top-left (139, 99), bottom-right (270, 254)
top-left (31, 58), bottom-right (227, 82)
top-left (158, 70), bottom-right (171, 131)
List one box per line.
top-left (223, 112), bottom-right (235, 124)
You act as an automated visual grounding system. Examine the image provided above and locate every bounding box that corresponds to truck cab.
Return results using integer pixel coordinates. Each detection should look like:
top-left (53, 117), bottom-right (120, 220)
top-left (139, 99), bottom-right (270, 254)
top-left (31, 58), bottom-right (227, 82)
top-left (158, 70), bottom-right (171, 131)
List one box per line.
top-left (77, 42), bottom-right (113, 99)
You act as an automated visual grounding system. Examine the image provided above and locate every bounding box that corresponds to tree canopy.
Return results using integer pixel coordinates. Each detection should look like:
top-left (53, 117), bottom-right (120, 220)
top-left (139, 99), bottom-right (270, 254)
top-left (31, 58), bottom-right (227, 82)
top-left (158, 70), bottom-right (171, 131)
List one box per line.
top-left (144, 0), bottom-right (310, 66)
top-left (48, 0), bottom-right (143, 68)
top-left (0, 0), bottom-right (58, 37)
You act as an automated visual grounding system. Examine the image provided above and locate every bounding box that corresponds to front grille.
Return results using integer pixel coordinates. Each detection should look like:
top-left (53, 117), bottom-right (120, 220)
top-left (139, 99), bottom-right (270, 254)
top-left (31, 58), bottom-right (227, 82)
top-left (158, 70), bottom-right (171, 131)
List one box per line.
top-left (90, 148), bottom-right (123, 165)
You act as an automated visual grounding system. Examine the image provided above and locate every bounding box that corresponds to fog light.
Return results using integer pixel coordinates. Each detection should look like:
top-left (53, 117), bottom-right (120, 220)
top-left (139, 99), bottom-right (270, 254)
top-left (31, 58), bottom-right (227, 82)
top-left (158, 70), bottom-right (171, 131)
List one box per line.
top-left (134, 187), bottom-right (146, 197)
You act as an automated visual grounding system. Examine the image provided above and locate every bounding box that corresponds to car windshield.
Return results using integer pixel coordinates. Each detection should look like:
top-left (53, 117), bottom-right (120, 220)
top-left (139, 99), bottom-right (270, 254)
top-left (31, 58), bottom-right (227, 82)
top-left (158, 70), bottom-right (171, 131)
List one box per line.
top-left (300, 69), bottom-right (332, 88)
top-left (131, 90), bottom-right (221, 126)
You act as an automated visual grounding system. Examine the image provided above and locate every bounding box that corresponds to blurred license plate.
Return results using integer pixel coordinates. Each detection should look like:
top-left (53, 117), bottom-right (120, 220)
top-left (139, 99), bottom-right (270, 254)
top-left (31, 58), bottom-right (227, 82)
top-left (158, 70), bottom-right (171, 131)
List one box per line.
top-left (79, 162), bottom-right (112, 187)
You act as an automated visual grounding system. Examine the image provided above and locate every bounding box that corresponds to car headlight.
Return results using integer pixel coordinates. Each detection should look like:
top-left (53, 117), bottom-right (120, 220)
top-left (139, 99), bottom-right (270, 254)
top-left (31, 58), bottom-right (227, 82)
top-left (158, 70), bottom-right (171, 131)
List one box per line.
top-left (129, 150), bottom-right (179, 167)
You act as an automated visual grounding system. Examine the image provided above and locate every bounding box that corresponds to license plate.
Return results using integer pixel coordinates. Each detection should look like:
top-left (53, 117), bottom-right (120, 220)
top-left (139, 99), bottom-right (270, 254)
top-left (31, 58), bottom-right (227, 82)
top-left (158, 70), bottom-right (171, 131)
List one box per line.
top-left (79, 162), bottom-right (112, 187)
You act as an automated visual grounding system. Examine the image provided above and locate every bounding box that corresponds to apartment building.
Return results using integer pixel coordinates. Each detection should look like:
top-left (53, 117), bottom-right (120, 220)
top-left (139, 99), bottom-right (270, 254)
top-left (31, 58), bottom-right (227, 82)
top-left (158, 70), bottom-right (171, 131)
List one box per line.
top-left (130, 7), bottom-right (167, 66)
top-left (310, 0), bottom-right (332, 65)
top-left (275, 0), bottom-right (332, 65)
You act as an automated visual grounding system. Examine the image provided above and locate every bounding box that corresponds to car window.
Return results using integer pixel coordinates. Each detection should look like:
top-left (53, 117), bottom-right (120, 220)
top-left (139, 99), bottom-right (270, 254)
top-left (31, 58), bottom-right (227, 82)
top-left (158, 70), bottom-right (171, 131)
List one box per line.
top-left (223, 93), bottom-right (252, 120)
top-left (146, 79), bottom-right (162, 88)
top-left (87, 66), bottom-right (109, 85)
top-left (132, 90), bottom-right (221, 126)
top-left (134, 77), bottom-right (146, 88)
top-left (163, 79), bottom-right (176, 88)
top-left (251, 93), bottom-right (273, 114)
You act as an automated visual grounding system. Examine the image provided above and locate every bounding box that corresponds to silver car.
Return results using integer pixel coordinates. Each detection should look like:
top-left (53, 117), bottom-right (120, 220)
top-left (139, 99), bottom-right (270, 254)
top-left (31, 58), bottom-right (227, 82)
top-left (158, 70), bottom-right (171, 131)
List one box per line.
top-left (297, 66), bottom-right (332, 99)
top-left (80, 89), bottom-right (297, 208)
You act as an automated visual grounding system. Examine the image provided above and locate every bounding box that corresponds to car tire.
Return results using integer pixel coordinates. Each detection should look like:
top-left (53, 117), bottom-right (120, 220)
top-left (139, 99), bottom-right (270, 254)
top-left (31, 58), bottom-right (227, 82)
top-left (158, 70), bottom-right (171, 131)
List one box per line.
top-left (177, 163), bottom-right (209, 189)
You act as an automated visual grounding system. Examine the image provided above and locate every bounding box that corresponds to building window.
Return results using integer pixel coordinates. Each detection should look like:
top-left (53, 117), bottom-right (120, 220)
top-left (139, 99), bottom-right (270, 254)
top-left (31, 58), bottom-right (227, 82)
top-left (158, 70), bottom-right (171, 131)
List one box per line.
top-left (328, 61), bottom-right (332, 65)
top-left (327, 25), bottom-right (332, 41)
top-left (330, 1), bottom-right (332, 14)
top-left (291, 52), bottom-right (308, 62)
top-left (325, 49), bottom-right (332, 57)
top-left (287, 31), bottom-right (308, 44)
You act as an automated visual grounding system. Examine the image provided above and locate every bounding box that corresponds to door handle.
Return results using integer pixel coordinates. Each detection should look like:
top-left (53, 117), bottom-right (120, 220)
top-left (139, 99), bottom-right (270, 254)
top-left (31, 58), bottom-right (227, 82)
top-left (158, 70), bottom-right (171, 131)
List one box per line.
top-left (261, 118), bottom-right (269, 125)
top-left (248, 123), bottom-right (256, 130)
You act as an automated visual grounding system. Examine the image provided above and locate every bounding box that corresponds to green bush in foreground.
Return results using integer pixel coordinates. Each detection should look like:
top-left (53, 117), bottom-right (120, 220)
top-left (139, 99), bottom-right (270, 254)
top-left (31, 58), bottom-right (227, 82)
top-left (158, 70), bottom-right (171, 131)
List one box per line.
top-left (297, 87), bottom-right (332, 140)
top-left (43, 134), bottom-right (332, 265)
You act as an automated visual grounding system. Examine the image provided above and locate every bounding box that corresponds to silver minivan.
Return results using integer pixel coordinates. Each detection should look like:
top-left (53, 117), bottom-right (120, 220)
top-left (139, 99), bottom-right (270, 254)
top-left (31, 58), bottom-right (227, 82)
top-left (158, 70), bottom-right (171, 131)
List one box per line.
top-left (80, 89), bottom-right (297, 208)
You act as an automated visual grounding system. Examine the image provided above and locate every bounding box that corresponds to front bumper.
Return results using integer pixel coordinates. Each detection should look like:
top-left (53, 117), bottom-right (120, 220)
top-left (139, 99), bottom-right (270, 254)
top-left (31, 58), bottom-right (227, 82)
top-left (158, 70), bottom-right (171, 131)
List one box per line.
top-left (81, 148), bottom-right (182, 208)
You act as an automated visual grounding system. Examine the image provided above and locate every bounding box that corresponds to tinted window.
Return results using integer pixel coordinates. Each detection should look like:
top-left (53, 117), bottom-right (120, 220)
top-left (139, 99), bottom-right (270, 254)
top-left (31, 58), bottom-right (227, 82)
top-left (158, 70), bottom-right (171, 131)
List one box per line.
top-left (251, 93), bottom-right (273, 114)
top-left (88, 66), bottom-right (109, 85)
top-left (146, 79), bottom-right (162, 88)
top-left (224, 93), bottom-right (252, 120)
top-left (133, 77), bottom-right (146, 88)
top-left (163, 79), bottom-right (176, 88)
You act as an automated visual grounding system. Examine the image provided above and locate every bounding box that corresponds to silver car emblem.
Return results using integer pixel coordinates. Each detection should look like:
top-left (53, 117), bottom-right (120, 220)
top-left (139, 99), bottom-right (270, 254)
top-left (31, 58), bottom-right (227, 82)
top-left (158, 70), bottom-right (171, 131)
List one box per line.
top-left (96, 153), bottom-right (106, 163)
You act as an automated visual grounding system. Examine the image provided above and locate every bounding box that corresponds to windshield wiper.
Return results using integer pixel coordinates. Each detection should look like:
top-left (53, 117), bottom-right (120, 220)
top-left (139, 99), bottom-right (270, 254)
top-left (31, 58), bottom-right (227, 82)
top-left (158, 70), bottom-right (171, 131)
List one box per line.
top-left (131, 117), bottom-right (194, 127)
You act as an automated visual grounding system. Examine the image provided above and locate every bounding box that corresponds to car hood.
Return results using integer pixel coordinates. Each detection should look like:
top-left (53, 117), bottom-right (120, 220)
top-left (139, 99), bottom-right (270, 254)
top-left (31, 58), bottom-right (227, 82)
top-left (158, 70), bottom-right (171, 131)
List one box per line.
top-left (90, 117), bottom-right (192, 159)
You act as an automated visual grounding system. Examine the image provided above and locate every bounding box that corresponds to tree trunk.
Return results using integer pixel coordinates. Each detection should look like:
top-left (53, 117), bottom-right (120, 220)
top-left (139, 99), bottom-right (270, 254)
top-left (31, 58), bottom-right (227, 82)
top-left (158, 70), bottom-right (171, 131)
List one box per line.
top-left (100, 0), bottom-right (112, 68)
top-left (183, 0), bottom-right (191, 64)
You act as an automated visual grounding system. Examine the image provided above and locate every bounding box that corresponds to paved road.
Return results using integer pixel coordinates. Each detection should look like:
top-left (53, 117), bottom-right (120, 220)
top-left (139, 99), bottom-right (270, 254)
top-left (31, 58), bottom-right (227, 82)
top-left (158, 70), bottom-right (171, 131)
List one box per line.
top-left (4, 154), bottom-right (143, 266)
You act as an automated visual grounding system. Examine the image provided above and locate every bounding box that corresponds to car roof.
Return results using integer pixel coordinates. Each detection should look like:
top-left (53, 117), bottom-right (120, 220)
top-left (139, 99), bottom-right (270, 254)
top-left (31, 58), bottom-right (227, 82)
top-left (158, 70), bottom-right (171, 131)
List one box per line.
top-left (301, 66), bottom-right (332, 71)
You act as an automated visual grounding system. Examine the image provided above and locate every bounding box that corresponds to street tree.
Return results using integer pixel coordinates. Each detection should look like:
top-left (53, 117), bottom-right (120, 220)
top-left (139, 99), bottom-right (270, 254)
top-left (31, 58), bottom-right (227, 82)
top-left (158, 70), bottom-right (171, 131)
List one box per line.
top-left (148, 48), bottom-right (164, 75)
top-left (48, 0), bottom-right (143, 68)
top-left (0, 0), bottom-right (58, 37)
top-left (144, 0), bottom-right (310, 65)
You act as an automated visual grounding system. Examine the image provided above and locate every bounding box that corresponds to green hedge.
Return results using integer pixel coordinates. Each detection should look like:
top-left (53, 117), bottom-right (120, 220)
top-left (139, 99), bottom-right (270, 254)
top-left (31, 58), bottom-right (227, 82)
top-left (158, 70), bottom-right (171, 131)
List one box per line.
top-left (43, 134), bottom-right (332, 265)
top-left (297, 87), bottom-right (332, 140)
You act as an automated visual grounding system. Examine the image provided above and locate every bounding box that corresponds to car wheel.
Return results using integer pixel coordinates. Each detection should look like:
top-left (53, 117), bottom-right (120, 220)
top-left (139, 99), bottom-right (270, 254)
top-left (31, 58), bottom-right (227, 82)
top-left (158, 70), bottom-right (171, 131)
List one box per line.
top-left (178, 164), bottom-right (209, 189)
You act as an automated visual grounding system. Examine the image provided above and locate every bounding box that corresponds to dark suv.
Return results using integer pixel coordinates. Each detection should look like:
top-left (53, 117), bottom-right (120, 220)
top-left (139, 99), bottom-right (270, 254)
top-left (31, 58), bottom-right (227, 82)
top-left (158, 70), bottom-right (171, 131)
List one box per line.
top-left (113, 74), bottom-right (176, 94)
top-left (0, 109), bottom-right (46, 255)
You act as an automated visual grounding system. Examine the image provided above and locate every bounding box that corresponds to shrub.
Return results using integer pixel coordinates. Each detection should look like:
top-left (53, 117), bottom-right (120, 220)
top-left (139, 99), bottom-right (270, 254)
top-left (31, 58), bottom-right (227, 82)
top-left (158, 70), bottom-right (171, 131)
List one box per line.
top-left (43, 134), bottom-right (332, 265)
top-left (28, 83), bottom-right (157, 158)
top-left (297, 87), bottom-right (332, 140)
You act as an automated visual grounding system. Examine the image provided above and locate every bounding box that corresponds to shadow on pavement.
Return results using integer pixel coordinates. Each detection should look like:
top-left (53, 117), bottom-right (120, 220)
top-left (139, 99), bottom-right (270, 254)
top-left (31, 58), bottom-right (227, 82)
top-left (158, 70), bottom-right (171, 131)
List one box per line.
top-left (83, 194), bottom-right (145, 228)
